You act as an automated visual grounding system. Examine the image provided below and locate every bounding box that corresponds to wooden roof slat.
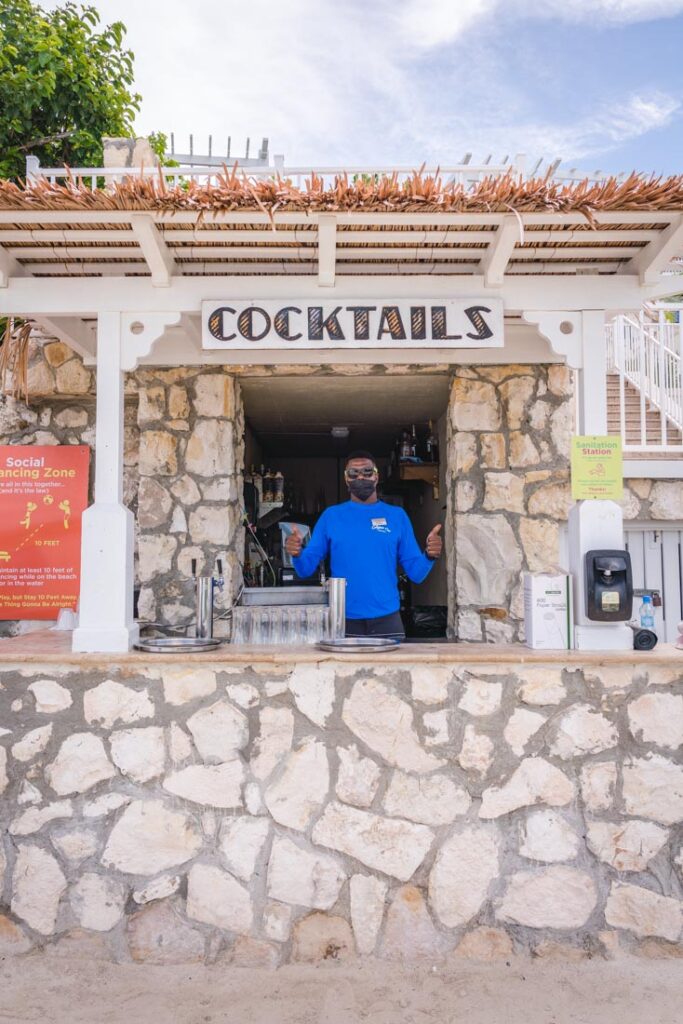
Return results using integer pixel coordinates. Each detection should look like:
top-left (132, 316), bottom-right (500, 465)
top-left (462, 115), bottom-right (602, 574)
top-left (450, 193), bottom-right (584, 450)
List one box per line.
top-left (1, 169), bottom-right (682, 281)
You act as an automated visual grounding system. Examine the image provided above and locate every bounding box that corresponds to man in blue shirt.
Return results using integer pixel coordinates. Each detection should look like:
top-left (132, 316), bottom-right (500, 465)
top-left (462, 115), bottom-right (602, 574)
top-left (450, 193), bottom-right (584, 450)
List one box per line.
top-left (285, 451), bottom-right (442, 639)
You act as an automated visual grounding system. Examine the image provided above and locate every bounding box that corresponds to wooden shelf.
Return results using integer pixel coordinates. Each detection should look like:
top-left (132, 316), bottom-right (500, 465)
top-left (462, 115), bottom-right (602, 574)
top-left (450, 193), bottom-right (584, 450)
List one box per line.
top-left (388, 462), bottom-right (440, 498)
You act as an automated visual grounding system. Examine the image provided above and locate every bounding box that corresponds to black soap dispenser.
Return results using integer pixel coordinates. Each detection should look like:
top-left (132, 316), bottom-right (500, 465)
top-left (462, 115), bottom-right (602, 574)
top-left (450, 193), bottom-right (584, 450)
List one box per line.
top-left (584, 549), bottom-right (633, 622)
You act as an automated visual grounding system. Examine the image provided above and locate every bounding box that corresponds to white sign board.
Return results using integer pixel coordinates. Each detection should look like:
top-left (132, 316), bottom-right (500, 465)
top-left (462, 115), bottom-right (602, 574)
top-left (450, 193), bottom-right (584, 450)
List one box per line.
top-left (202, 299), bottom-right (504, 350)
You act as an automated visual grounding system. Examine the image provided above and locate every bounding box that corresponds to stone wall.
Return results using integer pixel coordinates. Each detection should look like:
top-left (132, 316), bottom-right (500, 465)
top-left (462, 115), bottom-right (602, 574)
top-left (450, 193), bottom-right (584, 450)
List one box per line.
top-left (0, 655), bottom-right (682, 964)
top-left (3, 339), bottom-right (683, 639)
top-left (0, 336), bottom-right (139, 638)
top-left (135, 369), bottom-right (244, 631)
top-left (445, 365), bottom-right (683, 642)
top-left (446, 364), bottom-right (574, 642)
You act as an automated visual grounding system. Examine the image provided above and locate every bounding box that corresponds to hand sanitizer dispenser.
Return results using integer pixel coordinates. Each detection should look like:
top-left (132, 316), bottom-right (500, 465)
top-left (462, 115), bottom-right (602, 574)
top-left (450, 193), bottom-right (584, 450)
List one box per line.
top-left (584, 550), bottom-right (633, 621)
top-left (568, 500), bottom-right (633, 651)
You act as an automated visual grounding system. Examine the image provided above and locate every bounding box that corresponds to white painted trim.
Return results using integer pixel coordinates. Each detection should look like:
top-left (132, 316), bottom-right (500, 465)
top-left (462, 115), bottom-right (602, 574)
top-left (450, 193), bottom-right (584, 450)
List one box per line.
top-left (8, 244), bottom-right (640, 262)
top-left (0, 227), bottom-right (660, 245)
top-left (0, 229), bottom-right (138, 243)
top-left (72, 312), bottom-right (138, 653)
top-left (34, 316), bottom-right (97, 362)
top-left (630, 213), bottom-right (683, 284)
top-left (638, 275), bottom-right (683, 301)
top-left (317, 215), bottom-right (336, 287)
top-left (130, 214), bottom-right (176, 286)
top-left (0, 244), bottom-right (24, 287)
top-left (141, 319), bottom-right (556, 366)
top-left (623, 460), bottom-right (683, 478)
top-left (512, 246), bottom-right (642, 260)
top-left (0, 273), bottom-right (653, 317)
top-left (521, 311), bottom-right (583, 366)
top-left (13, 259), bottom-right (634, 277)
top-left (119, 312), bottom-right (182, 370)
top-left (482, 216), bottom-right (521, 286)
top-left (577, 310), bottom-right (608, 434)
top-left (623, 518), bottom-right (683, 529)
top-left (0, 209), bottom-right (675, 227)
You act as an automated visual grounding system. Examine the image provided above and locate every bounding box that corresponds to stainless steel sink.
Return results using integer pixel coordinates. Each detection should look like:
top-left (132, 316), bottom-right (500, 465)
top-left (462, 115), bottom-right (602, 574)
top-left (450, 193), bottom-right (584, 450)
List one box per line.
top-left (240, 586), bottom-right (326, 607)
top-left (134, 637), bottom-right (224, 653)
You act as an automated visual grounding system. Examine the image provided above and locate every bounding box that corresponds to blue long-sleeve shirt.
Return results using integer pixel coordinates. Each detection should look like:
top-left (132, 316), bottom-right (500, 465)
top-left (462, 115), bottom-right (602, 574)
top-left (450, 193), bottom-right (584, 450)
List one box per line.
top-left (292, 500), bottom-right (434, 619)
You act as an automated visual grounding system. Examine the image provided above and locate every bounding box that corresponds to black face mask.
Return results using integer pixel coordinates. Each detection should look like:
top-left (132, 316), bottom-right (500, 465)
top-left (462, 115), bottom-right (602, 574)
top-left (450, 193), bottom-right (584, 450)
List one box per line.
top-left (348, 479), bottom-right (377, 501)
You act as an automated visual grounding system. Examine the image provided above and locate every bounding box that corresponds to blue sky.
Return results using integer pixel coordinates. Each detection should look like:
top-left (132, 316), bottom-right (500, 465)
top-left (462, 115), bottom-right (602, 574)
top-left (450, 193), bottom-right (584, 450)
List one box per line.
top-left (44, 0), bottom-right (683, 174)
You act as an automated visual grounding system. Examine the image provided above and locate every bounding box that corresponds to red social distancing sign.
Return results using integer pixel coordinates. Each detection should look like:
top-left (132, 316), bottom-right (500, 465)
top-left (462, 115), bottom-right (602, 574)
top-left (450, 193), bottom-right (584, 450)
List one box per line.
top-left (0, 446), bottom-right (90, 619)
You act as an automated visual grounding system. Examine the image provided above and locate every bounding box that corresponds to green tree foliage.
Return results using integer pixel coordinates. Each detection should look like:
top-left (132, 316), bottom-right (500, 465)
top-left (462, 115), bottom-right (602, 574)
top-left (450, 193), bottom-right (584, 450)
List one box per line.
top-left (0, 1), bottom-right (141, 179)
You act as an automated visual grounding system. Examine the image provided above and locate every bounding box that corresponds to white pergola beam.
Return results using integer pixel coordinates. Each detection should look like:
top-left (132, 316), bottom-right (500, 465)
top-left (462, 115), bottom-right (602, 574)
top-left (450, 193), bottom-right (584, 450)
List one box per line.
top-left (35, 316), bottom-right (97, 362)
top-left (0, 208), bottom-right (677, 228)
top-left (0, 244), bottom-right (24, 287)
top-left (0, 228), bottom-right (660, 245)
top-left (317, 215), bottom-right (336, 286)
top-left (481, 216), bottom-right (519, 286)
top-left (15, 260), bottom-right (634, 278)
top-left (130, 214), bottom-right (176, 286)
top-left (0, 269), bottom-right (653, 315)
top-left (629, 213), bottom-right (683, 284)
top-left (15, 261), bottom-right (481, 277)
top-left (511, 246), bottom-right (641, 260)
top-left (6, 245), bottom-right (644, 263)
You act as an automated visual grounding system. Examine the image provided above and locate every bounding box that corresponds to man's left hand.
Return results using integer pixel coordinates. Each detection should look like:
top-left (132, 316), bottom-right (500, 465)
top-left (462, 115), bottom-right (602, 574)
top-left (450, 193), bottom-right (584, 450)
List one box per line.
top-left (426, 524), bottom-right (442, 559)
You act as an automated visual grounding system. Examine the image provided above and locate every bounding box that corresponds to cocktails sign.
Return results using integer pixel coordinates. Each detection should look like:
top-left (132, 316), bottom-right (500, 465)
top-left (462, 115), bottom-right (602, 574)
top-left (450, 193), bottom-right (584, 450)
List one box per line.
top-left (0, 446), bottom-right (90, 620)
top-left (202, 299), bottom-right (504, 349)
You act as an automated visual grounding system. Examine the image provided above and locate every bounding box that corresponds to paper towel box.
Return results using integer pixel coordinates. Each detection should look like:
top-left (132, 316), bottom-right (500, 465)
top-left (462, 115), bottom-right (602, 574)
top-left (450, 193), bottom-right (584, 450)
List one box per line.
top-left (524, 572), bottom-right (573, 650)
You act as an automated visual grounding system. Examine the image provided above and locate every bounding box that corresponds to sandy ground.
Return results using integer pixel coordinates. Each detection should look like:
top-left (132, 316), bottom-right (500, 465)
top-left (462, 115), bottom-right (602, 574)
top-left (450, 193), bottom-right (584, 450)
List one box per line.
top-left (1, 955), bottom-right (682, 1024)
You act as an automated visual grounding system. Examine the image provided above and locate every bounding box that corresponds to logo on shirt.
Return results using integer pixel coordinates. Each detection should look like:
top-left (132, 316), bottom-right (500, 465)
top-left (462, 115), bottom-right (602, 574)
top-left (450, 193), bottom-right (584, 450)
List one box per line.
top-left (371, 517), bottom-right (391, 534)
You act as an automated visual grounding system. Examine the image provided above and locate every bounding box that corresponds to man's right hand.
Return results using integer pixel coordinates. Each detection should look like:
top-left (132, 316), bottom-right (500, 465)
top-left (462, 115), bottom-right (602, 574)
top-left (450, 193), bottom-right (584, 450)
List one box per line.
top-left (285, 525), bottom-right (303, 557)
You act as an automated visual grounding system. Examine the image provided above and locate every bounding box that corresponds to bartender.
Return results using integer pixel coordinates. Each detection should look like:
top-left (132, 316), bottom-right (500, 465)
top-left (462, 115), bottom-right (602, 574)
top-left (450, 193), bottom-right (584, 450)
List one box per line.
top-left (285, 451), bottom-right (442, 639)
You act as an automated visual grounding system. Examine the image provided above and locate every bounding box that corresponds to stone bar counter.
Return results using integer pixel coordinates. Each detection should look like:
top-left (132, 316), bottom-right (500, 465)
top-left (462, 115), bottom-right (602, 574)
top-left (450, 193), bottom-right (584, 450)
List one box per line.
top-left (1, 632), bottom-right (682, 965)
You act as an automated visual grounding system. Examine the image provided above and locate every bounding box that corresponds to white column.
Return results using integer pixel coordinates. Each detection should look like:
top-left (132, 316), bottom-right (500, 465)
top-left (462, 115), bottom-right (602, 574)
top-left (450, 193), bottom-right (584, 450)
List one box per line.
top-left (72, 312), bottom-right (139, 652)
top-left (577, 310), bottom-right (607, 435)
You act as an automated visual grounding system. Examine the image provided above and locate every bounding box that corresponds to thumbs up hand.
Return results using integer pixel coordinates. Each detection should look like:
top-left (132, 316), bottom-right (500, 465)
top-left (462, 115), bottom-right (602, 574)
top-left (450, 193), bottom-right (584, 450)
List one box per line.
top-left (426, 523), bottom-right (443, 559)
top-left (285, 525), bottom-right (303, 557)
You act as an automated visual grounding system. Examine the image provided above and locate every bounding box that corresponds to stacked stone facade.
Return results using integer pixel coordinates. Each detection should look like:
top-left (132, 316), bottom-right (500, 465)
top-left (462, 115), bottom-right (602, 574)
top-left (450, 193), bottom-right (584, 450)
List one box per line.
top-left (447, 364), bottom-right (574, 642)
top-left (135, 368), bottom-right (244, 631)
top-left (1, 337), bottom-right (682, 639)
top-left (0, 654), bottom-right (682, 963)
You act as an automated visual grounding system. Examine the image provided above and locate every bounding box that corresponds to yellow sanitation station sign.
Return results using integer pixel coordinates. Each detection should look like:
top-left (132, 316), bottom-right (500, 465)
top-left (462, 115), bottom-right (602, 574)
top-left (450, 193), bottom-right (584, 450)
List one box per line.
top-left (571, 436), bottom-right (623, 500)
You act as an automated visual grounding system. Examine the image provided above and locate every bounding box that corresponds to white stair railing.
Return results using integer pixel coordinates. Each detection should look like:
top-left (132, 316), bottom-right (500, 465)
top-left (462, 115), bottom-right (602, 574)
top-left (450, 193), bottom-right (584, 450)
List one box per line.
top-left (606, 313), bottom-right (683, 452)
top-left (26, 153), bottom-right (628, 192)
top-left (25, 156), bottom-right (525, 191)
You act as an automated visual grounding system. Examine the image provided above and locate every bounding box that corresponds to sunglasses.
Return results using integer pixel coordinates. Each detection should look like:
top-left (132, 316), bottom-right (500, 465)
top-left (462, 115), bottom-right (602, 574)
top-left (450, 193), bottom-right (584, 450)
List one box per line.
top-left (345, 466), bottom-right (378, 480)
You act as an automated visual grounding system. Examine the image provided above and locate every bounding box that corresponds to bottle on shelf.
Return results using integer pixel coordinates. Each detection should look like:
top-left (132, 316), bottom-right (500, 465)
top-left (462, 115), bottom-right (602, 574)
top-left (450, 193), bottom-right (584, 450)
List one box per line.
top-left (410, 424), bottom-right (418, 458)
top-left (639, 594), bottom-right (655, 630)
top-left (273, 470), bottom-right (285, 504)
top-left (426, 419), bottom-right (439, 464)
top-left (263, 469), bottom-right (274, 502)
top-left (252, 464), bottom-right (263, 503)
top-left (399, 428), bottom-right (412, 461)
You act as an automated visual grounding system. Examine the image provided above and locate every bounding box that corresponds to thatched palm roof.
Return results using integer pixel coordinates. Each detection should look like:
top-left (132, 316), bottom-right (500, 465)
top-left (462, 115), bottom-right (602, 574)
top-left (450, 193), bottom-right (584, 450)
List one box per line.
top-left (1, 168), bottom-right (683, 220)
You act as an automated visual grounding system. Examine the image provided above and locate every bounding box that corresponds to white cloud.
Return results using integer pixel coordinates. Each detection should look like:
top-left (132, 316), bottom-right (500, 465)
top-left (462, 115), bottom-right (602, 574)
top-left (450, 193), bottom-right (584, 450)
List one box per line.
top-left (39, 0), bottom-right (682, 169)
top-left (395, 0), bottom-right (683, 50)
top-left (463, 92), bottom-right (681, 164)
top-left (538, 1), bottom-right (683, 24)
top-left (396, 0), bottom-right (496, 49)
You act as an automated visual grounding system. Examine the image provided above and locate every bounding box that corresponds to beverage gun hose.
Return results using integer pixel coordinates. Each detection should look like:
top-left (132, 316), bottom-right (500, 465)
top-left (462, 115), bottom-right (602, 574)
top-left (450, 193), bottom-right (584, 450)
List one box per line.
top-left (242, 511), bottom-right (277, 586)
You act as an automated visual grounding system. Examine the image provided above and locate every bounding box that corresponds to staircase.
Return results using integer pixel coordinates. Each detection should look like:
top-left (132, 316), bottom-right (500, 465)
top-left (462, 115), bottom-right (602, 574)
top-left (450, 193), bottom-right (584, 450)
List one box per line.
top-left (607, 374), bottom-right (683, 457)
top-left (605, 314), bottom-right (683, 459)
